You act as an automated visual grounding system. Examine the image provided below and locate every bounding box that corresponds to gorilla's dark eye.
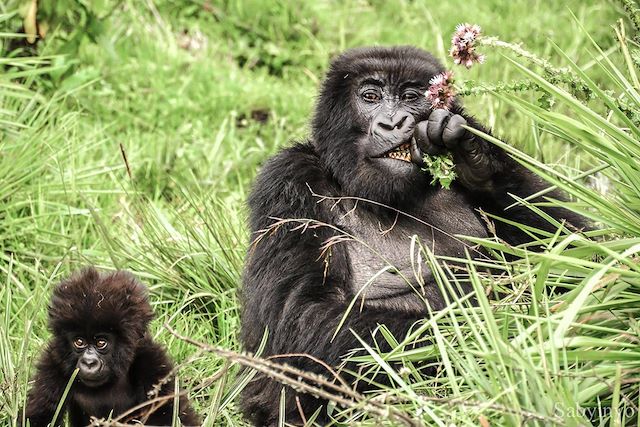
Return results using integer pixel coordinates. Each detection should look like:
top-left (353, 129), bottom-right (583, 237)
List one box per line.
top-left (73, 337), bottom-right (87, 349)
top-left (402, 90), bottom-right (420, 102)
top-left (96, 338), bottom-right (108, 350)
top-left (362, 90), bottom-right (381, 103)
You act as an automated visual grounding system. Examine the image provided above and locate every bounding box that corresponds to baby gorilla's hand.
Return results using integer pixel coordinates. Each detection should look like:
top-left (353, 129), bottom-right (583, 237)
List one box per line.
top-left (413, 109), bottom-right (494, 189)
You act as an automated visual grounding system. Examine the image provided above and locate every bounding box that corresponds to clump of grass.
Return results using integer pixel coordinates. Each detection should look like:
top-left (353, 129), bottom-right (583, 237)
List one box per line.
top-left (0, 1), bottom-right (636, 426)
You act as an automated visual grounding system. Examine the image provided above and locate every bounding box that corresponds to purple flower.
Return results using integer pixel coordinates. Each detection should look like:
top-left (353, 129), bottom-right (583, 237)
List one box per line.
top-left (425, 70), bottom-right (456, 110)
top-left (450, 23), bottom-right (485, 68)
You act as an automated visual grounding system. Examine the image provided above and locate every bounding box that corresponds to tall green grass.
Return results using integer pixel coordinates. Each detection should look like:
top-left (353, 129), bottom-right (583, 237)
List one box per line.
top-left (1, 1), bottom-right (637, 426)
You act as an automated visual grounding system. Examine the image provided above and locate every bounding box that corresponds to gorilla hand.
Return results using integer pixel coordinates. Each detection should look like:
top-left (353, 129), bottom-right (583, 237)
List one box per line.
top-left (413, 109), bottom-right (494, 189)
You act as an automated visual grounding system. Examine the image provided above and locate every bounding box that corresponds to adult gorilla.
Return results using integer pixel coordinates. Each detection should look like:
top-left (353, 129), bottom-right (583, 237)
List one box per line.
top-left (241, 46), bottom-right (584, 425)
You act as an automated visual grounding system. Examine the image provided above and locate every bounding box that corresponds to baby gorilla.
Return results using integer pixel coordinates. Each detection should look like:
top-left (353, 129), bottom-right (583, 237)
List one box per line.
top-left (21, 267), bottom-right (199, 426)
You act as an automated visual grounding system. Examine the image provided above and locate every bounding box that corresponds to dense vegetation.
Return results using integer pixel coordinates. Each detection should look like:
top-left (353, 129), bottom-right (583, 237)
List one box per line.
top-left (1, 1), bottom-right (638, 425)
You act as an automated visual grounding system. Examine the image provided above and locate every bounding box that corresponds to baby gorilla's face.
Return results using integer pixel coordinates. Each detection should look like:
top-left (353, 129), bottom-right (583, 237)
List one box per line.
top-left (69, 332), bottom-right (115, 387)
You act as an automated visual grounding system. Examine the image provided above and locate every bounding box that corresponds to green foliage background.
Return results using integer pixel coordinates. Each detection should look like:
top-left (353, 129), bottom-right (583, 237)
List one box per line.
top-left (1, 1), bottom-right (638, 426)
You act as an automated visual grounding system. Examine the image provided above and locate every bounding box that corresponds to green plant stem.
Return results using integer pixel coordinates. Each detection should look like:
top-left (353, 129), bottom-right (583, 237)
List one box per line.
top-left (479, 37), bottom-right (571, 77)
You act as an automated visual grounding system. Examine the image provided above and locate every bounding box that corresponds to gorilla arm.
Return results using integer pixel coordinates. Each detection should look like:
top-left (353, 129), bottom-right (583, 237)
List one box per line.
top-left (21, 344), bottom-right (68, 427)
top-left (414, 107), bottom-right (587, 245)
top-left (128, 339), bottom-right (200, 426)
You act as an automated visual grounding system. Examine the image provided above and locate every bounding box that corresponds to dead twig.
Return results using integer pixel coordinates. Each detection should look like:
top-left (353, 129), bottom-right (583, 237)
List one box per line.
top-left (164, 324), bottom-right (423, 427)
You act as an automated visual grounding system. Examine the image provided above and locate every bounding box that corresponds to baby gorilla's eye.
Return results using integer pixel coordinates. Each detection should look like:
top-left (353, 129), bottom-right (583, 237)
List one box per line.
top-left (95, 338), bottom-right (108, 350)
top-left (73, 337), bottom-right (87, 349)
top-left (362, 90), bottom-right (381, 103)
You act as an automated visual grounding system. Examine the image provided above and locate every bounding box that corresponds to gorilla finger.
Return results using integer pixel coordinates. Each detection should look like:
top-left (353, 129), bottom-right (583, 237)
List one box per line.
top-left (460, 134), bottom-right (479, 152)
top-left (427, 109), bottom-right (451, 147)
top-left (424, 142), bottom-right (448, 156)
top-left (469, 152), bottom-right (491, 170)
top-left (442, 114), bottom-right (469, 150)
top-left (413, 121), bottom-right (446, 157)
top-left (413, 121), bottom-right (429, 150)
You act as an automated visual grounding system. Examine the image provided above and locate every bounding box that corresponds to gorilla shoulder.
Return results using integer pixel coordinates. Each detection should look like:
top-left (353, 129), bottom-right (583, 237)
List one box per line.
top-left (248, 141), bottom-right (335, 229)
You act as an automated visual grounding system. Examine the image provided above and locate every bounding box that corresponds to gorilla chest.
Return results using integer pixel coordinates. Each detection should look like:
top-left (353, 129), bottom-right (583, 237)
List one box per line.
top-left (73, 381), bottom-right (136, 420)
top-left (335, 190), bottom-right (487, 309)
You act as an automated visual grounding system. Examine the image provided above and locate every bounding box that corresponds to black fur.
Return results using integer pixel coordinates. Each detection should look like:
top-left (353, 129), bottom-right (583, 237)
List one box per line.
top-left (241, 46), bottom-right (586, 425)
top-left (20, 267), bottom-right (200, 427)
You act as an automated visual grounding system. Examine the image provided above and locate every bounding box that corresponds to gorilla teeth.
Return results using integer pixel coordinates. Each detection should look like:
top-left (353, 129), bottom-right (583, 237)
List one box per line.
top-left (385, 143), bottom-right (411, 162)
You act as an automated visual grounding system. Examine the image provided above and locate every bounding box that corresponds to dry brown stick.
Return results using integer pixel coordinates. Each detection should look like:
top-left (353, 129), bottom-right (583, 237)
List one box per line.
top-left (119, 143), bottom-right (132, 180)
top-left (267, 352), bottom-right (352, 390)
top-left (164, 324), bottom-right (422, 427)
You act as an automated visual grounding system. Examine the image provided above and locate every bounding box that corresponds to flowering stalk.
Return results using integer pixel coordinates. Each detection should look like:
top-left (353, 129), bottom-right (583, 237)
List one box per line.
top-left (421, 22), bottom-right (595, 189)
top-left (450, 23), bottom-right (485, 68)
top-left (477, 37), bottom-right (571, 78)
top-left (449, 23), bottom-right (590, 101)
top-left (421, 72), bottom-right (458, 188)
top-left (454, 79), bottom-right (538, 97)
top-left (425, 70), bottom-right (456, 110)
top-left (618, 0), bottom-right (640, 44)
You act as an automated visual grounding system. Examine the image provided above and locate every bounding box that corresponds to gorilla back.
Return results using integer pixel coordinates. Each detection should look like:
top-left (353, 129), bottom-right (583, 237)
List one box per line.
top-left (241, 46), bottom-right (585, 425)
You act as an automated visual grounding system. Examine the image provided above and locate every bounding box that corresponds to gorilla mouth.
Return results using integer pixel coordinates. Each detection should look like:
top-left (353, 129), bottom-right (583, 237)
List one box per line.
top-left (383, 143), bottom-right (411, 162)
top-left (79, 374), bottom-right (109, 387)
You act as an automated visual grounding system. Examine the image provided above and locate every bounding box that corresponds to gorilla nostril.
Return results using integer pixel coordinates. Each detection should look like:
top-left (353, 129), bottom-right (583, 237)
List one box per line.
top-left (395, 115), bottom-right (407, 129)
top-left (375, 114), bottom-right (413, 134)
top-left (377, 120), bottom-right (394, 131)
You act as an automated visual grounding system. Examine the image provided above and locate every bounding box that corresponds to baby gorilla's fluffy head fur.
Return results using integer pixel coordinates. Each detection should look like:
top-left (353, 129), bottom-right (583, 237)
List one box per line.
top-left (48, 267), bottom-right (154, 382)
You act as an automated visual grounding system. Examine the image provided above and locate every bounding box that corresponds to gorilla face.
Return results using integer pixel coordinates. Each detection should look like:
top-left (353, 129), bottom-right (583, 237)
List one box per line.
top-left (355, 73), bottom-right (426, 176)
top-left (68, 332), bottom-right (117, 387)
top-left (312, 46), bottom-right (445, 204)
top-left (72, 334), bottom-right (113, 387)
